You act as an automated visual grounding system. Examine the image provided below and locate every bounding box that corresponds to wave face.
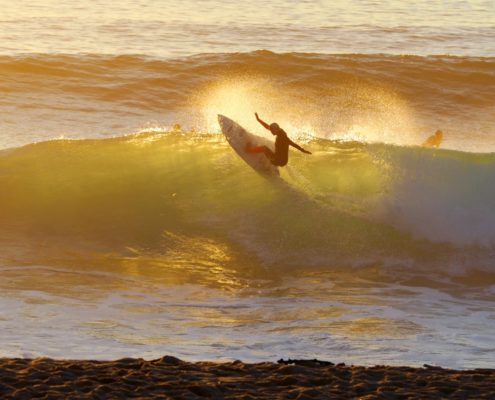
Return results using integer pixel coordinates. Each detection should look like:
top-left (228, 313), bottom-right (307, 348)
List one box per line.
top-left (1, 52), bottom-right (494, 152)
top-left (1, 133), bottom-right (494, 275)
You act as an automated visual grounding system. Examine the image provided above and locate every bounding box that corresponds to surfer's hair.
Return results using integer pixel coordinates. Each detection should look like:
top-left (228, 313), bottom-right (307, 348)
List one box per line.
top-left (269, 123), bottom-right (280, 132)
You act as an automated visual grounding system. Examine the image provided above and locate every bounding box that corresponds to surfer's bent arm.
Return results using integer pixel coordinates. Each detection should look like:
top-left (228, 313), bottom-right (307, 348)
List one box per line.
top-left (289, 139), bottom-right (312, 155)
top-left (255, 112), bottom-right (270, 130)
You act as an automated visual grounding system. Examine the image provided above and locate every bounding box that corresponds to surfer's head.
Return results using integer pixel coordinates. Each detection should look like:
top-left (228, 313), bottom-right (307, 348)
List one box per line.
top-left (269, 123), bottom-right (280, 135)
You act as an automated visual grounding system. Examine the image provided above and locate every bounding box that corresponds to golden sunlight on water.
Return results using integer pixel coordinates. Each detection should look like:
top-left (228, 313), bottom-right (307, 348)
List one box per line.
top-left (198, 77), bottom-right (419, 145)
top-left (1, 0), bottom-right (495, 370)
top-left (199, 78), bottom-right (284, 138)
top-left (1, 0), bottom-right (494, 56)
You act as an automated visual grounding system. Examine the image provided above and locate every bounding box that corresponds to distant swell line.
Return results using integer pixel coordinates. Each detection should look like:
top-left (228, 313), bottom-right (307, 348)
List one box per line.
top-left (1, 51), bottom-right (494, 109)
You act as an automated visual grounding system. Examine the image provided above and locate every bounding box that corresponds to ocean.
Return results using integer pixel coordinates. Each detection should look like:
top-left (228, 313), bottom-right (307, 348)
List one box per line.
top-left (0, 0), bottom-right (494, 369)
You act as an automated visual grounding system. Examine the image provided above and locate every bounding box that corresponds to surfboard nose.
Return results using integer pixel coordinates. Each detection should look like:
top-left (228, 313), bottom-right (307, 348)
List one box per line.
top-left (218, 114), bottom-right (230, 129)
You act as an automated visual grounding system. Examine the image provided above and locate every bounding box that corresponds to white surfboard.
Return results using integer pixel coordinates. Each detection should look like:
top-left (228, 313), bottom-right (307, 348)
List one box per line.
top-left (218, 114), bottom-right (280, 177)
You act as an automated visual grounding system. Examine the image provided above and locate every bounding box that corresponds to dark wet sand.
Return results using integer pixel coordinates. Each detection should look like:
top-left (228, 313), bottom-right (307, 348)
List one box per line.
top-left (0, 356), bottom-right (494, 399)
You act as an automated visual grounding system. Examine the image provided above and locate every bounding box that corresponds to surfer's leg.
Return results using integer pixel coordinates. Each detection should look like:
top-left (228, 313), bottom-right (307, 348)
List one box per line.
top-left (246, 144), bottom-right (274, 156)
top-left (245, 144), bottom-right (277, 165)
top-left (262, 147), bottom-right (277, 163)
top-left (245, 144), bottom-right (265, 153)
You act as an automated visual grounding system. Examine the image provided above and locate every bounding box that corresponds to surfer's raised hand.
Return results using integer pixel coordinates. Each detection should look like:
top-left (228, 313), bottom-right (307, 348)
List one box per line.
top-left (255, 113), bottom-right (270, 130)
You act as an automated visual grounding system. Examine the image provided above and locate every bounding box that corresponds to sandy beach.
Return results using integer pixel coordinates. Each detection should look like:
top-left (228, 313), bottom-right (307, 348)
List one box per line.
top-left (1, 356), bottom-right (493, 399)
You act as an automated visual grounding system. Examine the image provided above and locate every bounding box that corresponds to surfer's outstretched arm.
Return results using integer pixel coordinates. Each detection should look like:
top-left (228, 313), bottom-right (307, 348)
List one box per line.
top-left (255, 112), bottom-right (270, 130)
top-left (289, 139), bottom-right (312, 155)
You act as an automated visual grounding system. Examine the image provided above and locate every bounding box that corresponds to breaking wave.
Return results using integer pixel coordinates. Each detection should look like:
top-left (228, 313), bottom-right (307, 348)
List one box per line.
top-left (1, 132), bottom-right (494, 274)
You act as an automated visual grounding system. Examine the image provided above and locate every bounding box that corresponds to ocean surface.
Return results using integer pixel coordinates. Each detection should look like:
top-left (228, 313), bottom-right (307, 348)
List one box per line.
top-left (1, 0), bottom-right (494, 369)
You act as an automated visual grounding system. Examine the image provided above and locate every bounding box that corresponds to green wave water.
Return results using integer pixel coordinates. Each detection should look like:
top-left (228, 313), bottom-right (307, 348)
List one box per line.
top-left (1, 132), bottom-right (494, 276)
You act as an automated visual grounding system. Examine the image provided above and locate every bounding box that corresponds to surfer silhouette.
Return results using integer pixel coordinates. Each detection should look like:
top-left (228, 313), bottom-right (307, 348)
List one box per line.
top-left (423, 129), bottom-right (443, 148)
top-left (245, 113), bottom-right (311, 166)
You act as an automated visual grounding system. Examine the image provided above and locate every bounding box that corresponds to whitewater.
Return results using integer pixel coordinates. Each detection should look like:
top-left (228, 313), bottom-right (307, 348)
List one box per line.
top-left (1, 0), bottom-right (494, 369)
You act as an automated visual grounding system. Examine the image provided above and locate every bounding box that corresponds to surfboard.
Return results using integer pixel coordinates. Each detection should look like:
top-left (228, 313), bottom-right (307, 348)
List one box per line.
top-left (218, 114), bottom-right (280, 177)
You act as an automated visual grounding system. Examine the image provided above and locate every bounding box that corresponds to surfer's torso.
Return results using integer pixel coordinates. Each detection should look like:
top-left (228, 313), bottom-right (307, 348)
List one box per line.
top-left (273, 129), bottom-right (290, 166)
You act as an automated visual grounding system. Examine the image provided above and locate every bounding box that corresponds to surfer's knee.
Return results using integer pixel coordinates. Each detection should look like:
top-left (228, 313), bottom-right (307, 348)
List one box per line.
top-left (262, 146), bottom-right (274, 157)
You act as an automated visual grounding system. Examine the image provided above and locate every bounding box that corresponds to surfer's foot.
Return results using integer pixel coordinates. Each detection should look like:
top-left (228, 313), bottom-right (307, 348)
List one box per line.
top-left (245, 142), bottom-right (253, 153)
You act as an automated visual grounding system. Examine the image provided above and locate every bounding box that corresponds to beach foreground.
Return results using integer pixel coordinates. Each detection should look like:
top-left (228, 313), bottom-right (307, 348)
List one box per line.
top-left (0, 357), bottom-right (493, 399)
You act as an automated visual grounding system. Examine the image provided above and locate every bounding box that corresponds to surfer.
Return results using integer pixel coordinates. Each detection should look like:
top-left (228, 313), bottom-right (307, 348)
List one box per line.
top-left (423, 129), bottom-right (443, 148)
top-left (245, 113), bottom-right (311, 166)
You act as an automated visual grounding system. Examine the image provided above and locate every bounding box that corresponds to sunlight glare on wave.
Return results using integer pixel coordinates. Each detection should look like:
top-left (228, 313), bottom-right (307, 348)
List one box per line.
top-left (197, 77), bottom-right (278, 137)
